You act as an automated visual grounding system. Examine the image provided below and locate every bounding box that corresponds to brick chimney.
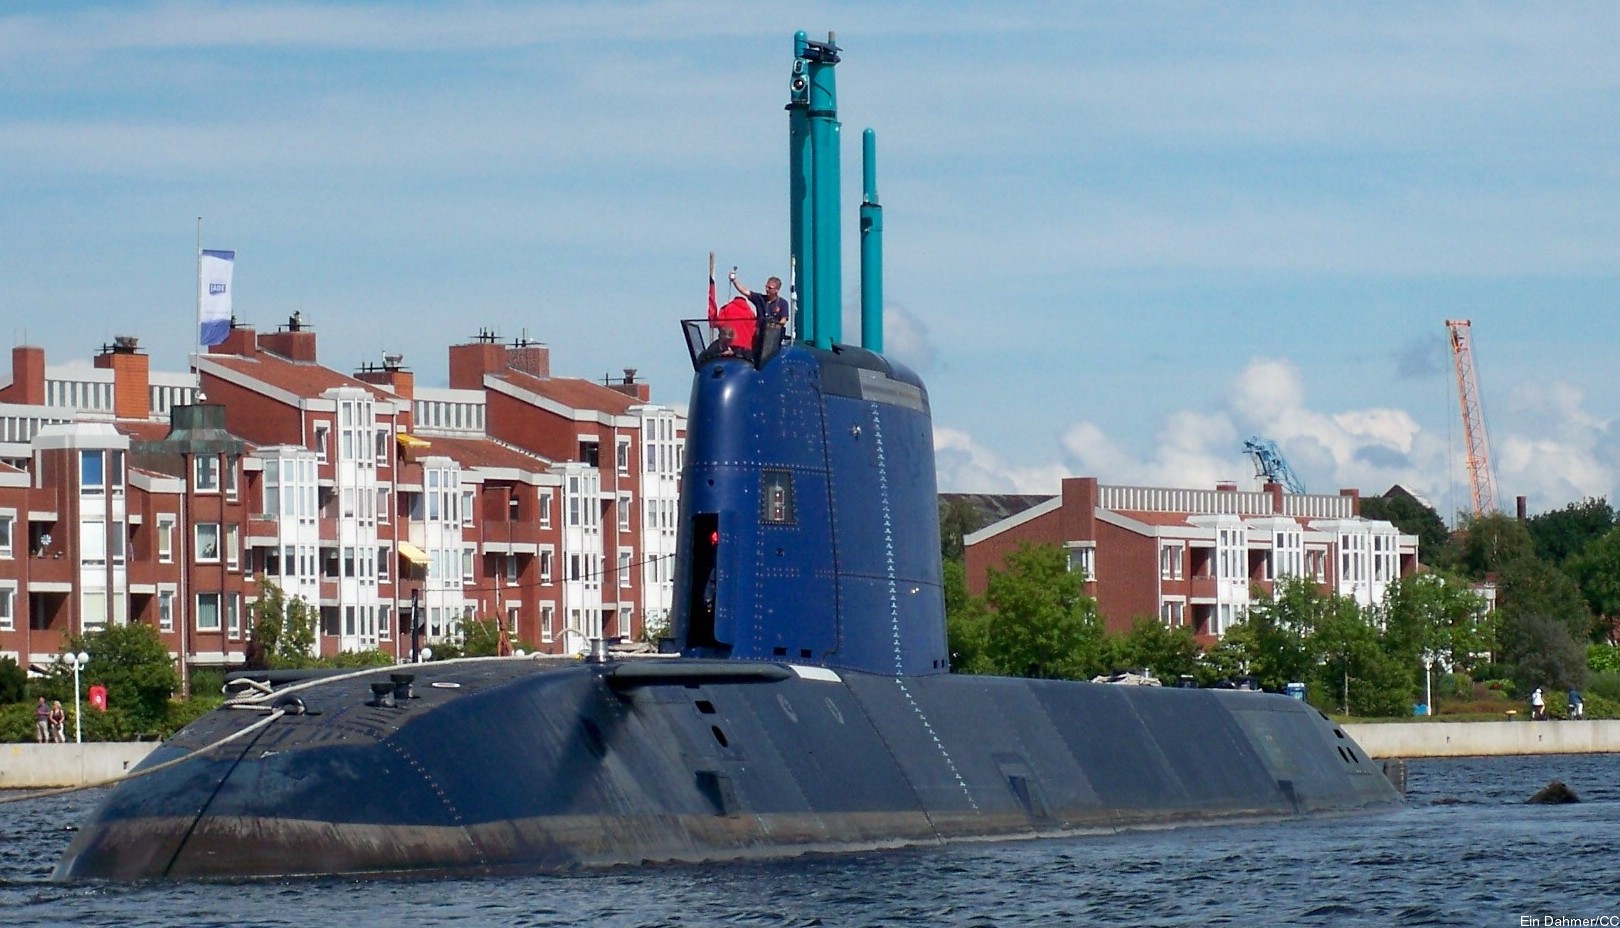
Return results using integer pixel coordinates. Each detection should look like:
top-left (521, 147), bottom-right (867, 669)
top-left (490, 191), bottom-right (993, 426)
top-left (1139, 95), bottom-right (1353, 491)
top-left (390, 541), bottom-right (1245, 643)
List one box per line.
top-left (213, 322), bottom-right (258, 358)
top-left (1340, 487), bottom-right (1361, 517)
top-left (449, 339), bottom-right (507, 390)
top-left (354, 353), bottom-right (414, 403)
top-left (606, 368), bottom-right (650, 403)
top-left (506, 334), bottom-right (550, 380)
top-left (94, 335), bottom-right (151, 420)
top-left (259, 312), bottom-right (318, 363)
top-left (1264, 481), bottom-right (1284, 513)
top-left (1059, 476), bottom-right (1099, 541)
top-left (2, 345), bottom-right (46, 405)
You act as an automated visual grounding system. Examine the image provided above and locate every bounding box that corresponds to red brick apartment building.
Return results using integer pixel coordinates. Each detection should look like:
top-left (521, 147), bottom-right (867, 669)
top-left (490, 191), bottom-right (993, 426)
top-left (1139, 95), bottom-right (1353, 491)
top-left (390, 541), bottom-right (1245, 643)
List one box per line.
top-left (0, 320), bottom-right (683, 682)
top-left (964, 476), bottom-right (1420, 644)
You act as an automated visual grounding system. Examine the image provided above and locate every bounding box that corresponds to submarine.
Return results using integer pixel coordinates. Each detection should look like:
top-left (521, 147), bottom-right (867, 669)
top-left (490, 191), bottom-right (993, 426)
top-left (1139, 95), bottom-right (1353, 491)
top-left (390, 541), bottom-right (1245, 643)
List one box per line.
top-left (56, 33), bottom-right (1400, 882)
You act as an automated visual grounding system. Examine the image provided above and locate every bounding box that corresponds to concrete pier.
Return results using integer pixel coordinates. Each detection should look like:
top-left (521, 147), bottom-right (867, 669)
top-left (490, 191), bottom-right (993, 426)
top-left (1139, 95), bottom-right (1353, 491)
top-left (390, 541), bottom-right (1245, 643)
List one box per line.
top-left (0, 742), bottom-right (161, 789)
top-left (1343, 720), bottom-right (1620, 759)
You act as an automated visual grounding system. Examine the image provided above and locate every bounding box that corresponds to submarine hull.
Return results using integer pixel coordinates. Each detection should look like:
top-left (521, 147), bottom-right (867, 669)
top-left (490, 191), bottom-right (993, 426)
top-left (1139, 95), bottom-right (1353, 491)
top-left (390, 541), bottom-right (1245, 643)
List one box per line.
top-left (57, 657), bottom-right (1398, 881)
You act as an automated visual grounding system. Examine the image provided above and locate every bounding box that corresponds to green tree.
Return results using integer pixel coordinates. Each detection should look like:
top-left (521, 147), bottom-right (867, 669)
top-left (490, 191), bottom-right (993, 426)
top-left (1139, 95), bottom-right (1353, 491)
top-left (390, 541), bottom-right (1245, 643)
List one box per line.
top-left (1195, 633), bottom-right (1250, 687)
top-left (981, 543), bottom-right (1107, 680)
top-left (1497, 555), bottom-right (1594, 643)
top-left (459, 617), bottom-right (507, 657)
top-left (1499, 612), bottom-right (1588, 694)
top-left (1379, 572), bottom-right (1490, 672)
top-left (1231, 578), bottom-right (1319, 691)
top-left (247, 579), bottom-right (318, 669)
top-left (0, 655), bottom-right (26, 704)
top-left (1489, 549), bottom-right (1593, 693)
top-left (1360, 493), bottom-right (1451, 564)
top-left (944, 560), bottom-right (993, 674)
top-left (1565, 527), bottom-right (1620, 638)
top-left (64, 623), bottom-right (181, 734)
top-left (938, 497), bottom-right (983, 563)
top-left (1116, 615), bottom-right (1200, 681)
top-left (1526, 497), bottom-right (1615, 566)
top-left (1308, 596), bottom-right (1412, 716)
top-left (1450, 513), bottom-right (1536, 580)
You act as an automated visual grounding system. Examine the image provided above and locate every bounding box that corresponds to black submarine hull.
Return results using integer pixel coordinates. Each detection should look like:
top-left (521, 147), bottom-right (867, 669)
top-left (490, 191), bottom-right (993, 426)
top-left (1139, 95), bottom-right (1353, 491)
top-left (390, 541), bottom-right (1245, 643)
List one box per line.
top-left (56, 656), bottom-right (1398, 880)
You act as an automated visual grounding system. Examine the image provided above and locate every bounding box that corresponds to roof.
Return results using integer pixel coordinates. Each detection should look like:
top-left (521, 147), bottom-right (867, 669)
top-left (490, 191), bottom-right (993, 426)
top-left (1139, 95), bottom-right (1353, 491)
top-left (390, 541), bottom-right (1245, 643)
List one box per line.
top-left (940, 493), bottom-right (1052, 533)
top-left (113, 421), bottom-right (173, 443)
top-left (412, 434), bottom-right (551, 473)
top-left (204, 353), bottom-right (395, 403)
top-left (497, 369), bottom-right (638, 416)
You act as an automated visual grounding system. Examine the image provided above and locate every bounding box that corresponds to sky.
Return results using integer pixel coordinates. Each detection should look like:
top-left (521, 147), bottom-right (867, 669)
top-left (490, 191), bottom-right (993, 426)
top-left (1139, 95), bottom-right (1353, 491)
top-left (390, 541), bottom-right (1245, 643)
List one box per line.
top-left (6, 2), bottom-right (1620, 522)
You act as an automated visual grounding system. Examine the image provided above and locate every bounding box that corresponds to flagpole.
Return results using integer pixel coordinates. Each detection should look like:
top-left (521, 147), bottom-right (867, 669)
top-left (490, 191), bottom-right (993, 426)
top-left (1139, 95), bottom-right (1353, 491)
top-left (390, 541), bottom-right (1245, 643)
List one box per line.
top-left (195, 217), bottom-right (203, 358)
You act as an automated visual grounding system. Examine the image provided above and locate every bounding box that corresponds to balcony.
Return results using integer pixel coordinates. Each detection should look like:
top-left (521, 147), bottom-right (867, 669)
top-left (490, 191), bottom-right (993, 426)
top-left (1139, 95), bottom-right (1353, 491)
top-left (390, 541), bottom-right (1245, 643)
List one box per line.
top-left (26, 551), bottom-right (75, 589)
top-left (480, 518), bottom-right (544, 554)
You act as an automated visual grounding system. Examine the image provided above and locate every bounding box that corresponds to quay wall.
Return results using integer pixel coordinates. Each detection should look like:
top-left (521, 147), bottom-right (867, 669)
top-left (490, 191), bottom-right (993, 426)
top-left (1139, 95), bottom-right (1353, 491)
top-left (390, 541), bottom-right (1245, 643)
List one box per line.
top-left (0, 743), bottom-right (161, 789)
top-left (1343, 720), bottom-right (1620, 759)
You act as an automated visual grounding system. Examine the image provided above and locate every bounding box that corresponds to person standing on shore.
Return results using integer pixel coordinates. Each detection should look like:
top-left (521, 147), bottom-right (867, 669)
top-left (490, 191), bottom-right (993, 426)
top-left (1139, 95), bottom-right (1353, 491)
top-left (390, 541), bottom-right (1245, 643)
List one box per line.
top-left (1568, 688), bottom-right (1584, 719)
top-left (34, 697), bottom-right (50, 743)
top-left (1530, 687), bottom-right (1546, 721)
top-left (48, 700), bottom-right (66, 742)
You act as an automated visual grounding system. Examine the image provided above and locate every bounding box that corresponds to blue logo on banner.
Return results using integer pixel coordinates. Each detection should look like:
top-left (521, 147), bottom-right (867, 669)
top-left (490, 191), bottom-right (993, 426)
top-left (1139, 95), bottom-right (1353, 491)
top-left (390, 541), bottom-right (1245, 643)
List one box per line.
top-left (209, 283), bottom-right (227, 295)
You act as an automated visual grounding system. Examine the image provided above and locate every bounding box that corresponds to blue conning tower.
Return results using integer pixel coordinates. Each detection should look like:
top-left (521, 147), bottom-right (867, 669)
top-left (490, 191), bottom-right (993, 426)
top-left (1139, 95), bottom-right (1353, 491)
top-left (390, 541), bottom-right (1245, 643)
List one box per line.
top-left (671, 33), bottom-right (946, 676)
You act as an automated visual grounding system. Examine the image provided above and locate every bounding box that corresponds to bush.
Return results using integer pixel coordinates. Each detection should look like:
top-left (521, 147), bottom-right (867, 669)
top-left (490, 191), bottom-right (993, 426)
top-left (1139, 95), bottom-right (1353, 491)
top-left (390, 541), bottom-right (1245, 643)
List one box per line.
top-left (1590, 644), bottom-right (1620, 674)
top-left (0, 656), bottom-right (27, 704)
top-left (0, 702), bottom-right (44, 742)
top-left (1586, 671), bottom-right (1620, 703)
top-left (189, 667), bottom-right (227, 699)
top-left (165, 696), bottom-right (222, 735)
top-left (323, 649), bottom-right (395, 669)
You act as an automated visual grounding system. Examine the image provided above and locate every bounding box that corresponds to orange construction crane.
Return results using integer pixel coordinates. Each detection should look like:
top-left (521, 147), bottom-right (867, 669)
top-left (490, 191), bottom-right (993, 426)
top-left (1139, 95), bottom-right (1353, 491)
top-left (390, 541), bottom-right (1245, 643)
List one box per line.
top-left (1446, 319), bottom-right (1497, 517)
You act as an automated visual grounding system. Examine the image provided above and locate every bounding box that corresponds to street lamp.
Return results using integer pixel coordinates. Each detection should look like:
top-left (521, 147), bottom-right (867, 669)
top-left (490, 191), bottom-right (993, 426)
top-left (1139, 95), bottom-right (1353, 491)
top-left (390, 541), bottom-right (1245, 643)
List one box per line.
top-left (1421, 650), bottom-right (1435, 718)
top-left (64, 651), bottom-right (90, 744)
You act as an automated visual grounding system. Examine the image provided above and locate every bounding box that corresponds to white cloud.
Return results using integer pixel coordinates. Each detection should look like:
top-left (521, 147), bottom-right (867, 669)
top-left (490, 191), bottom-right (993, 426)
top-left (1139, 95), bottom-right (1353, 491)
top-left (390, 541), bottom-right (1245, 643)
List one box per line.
top-left (933, 426), bottom-right (1069, 494)
top-left (939, 356), bottom-right (1620, 520)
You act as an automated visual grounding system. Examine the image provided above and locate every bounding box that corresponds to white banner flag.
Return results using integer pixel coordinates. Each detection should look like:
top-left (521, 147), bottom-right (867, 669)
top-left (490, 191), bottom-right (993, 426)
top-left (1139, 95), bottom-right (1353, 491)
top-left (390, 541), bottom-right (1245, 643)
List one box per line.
top-left (198, 249), bottom-right (235, 347)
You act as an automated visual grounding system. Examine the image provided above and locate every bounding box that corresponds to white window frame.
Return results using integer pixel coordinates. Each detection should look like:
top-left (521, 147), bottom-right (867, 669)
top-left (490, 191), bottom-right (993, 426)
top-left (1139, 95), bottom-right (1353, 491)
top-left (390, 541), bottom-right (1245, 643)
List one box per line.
top-left (0, 511), bottom-right (14, 559)
top-left (196, 523), bottom-right (220, 562)
top-left (158, 587), bottom-right (176, 632)
top-left (1068, 545), bottom-right (1095, 582)
top-left (157, 515), bottom-right (175, 562)
top-left (82, 520), bottom-right (106, 566)
top-left (197, 592), bottom-right (221, 631)
top-left (194, 455), bottom-right (219, 493)
top-left (225, 523), bottom-right (240, 570)
top-left (0, 581), bottom-right (15, 631)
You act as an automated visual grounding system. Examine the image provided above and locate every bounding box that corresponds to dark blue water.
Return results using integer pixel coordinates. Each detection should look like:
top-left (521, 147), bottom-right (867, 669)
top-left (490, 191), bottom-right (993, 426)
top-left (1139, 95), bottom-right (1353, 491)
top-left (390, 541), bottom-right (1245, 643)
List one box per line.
top-left (4, 754), bottom-right (1617, 927)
